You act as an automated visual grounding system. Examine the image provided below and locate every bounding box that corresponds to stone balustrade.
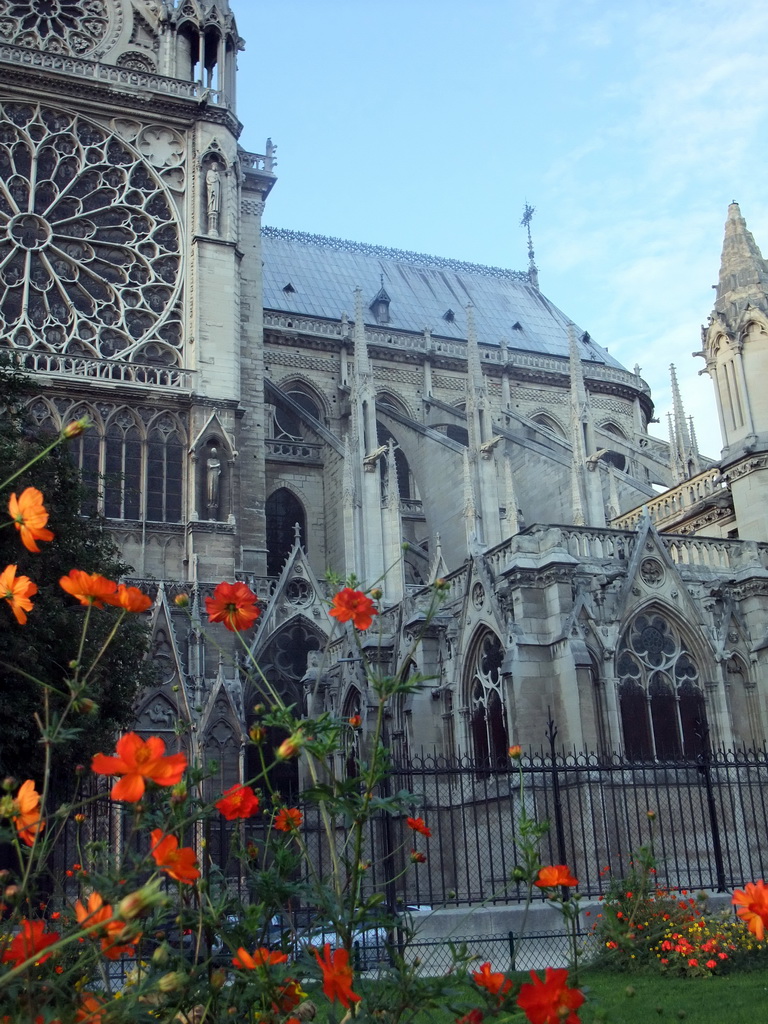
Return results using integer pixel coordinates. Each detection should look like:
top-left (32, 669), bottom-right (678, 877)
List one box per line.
top-left (612, 468), bottom-right (727, 532)
top-left (21, 350), bottom-right (192, 389)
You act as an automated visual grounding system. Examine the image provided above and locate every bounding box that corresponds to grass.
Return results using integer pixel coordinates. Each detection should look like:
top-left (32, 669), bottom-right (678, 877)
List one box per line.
top-left (310, 968), bottom-right (768, 1023)
top-left (576, 967), bottom-right (768, 1022)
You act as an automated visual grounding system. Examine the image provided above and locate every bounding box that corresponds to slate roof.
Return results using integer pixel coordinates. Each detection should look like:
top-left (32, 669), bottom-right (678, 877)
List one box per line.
top-left (261, 226), bottom-right (625, 369)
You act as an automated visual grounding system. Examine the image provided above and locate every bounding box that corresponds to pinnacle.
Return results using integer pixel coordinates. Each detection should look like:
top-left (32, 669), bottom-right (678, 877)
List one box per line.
top-left (715, 202), bottom-right (768, 319)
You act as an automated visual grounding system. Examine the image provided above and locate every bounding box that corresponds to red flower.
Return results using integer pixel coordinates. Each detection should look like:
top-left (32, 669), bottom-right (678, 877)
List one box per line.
top-left (329, 588), bottom-right (377, 630)
top-left (274, 807), bottom-right (302, 832)
top-left (59, 569), bottom-right (118, 608)
top-left (233, 946), bottom-right (289, 969)
top-left (348, 714), bottom-right (362, 728)
top-left (75, 993), bottom-right (106, 1023)
top-left (273, 978), bottom-right (304, 1014)
top-left (105, 583), bottom-right (152, 613)
top-left (535, 865), bottom-right (578, 889)
top-left (8, 488), bottom-right (54, 553)
top-left (457, 1012), bottom-right (484, 1024)
top-left (91, 732), bottom-right (187, 802)
top-left (733, 880), bottom-right (768, 940)
top-left (516, 968), bottom-right (585, 1024)
top-left (1, 919), bottom-right (59, 967)
top-left (471, 962), bottom-right (512, 1003)
top-left (313, 943), bottom-right (361, 1008)
top-left (13, 779), bottom-right (44, 847)
top-left (150, 829), bottom-right (200, 885)
top-left (406, 816), bottom-right (431, 837)
top-left (205, 580), bottom-right (260, 632)
top-left (216, 784), bottom-right (260, 821)
top-left (0, 564), bottom-right (37, 625)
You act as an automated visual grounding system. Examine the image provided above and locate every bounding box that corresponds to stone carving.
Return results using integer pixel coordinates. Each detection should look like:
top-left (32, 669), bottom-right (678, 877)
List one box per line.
top-left (640, 558), bottom-right (664, 587)
top-left (0, 102), bottom-right (182, 360)
top-left (147, 700), bottom-right (174, 726)
top-left (116, 50), bottom-right (155, 73)
top-left (206, 447), bottom-right (221, 519)
top-left (205, 160), bottom-right (221, 235)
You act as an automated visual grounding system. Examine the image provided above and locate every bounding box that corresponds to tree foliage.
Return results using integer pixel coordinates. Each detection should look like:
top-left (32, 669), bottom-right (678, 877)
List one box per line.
top-left (0, 360), bottom-right (156, 781)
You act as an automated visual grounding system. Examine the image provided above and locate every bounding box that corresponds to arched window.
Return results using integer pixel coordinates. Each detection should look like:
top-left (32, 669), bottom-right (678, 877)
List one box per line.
top-left (146, 417), bottom-right (184, 523)
top-left (70, 412), bottom-right (101, 517)
top-left (466, 630), bottom-right (509, 771)
top-left (104, 414), bottom-right (142, 520)
top-left (266, 488), bottom-right (306, 577)
top-left (618, 612), bottom-right (706, 761)
top-left (273, 387), bottom-right (321, 441)
top-left (246, 620), bottom-right (323, 799)
top-left (376, 421), bottom-right (413, 500)
top-left (531, 414), bottom-right (566, 438)
top-left (342, 687), bottom-right (362, 779)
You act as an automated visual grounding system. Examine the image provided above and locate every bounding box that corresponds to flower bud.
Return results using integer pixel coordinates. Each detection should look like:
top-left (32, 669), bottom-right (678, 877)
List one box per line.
top-left (512, 866), bottom-right (527, 883)
top-left (152, 943), bottom-right (170, 966)
top-left (508, 744), bottom-right (522, 760)
top-left (410, 850), bottom-right (427, 864)
top-left (370, 588), bottom-right (383, 601)
top-left (249, 724), bottom-right (265, 744)
top-left (62, 418), bottom-right (89, 439)
top-left (174, 593), bottom-right (190, 608)
top-left (210, 968), bottom-right (227, 992)
top-left (158, 972), bottom-right (187, 994)
top-left (276, 731), bottom-right (304, 761)
top-left (170, 782), bottom-right (187, 805)
top-left (348, 715), bottom-right (362, 729)
top-left (74, 813), bottom-right (86, 824)
top-left (118, 879), bottom-right (167, 921)
top-left (647, 810), bottom-right (656, 821)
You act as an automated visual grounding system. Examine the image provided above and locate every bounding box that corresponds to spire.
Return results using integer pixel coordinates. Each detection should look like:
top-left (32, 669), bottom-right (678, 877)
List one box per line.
top-left (465, 304), bottom-right (485, 398)
top-left (503, 455), bottom-right (520, 537)
top-left (669, 364), bottom-right (700, 481)
top-left (521, 203), bottom-right (539, 290)
top-left (715, 202), bottom-right (768, 321)
top-left (353, 287), bottom-right (372, 380)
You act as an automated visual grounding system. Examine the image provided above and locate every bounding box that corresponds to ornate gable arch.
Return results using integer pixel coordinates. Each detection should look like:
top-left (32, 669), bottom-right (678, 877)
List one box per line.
top-left (463, 626), bottom-right (508, 770)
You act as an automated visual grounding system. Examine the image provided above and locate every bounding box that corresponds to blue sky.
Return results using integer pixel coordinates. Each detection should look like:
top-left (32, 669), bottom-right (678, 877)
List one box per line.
top-left (233, 0), bottom-right (768, 460)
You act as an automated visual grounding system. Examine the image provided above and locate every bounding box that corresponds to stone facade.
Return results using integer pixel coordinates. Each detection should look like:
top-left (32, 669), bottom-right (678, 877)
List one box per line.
top-left (3, 1), bottom-right (768, 798)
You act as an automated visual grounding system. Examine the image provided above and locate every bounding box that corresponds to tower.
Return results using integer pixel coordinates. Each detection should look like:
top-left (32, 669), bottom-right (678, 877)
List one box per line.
top-left (701, 203), bottom-right (768, 540)
top-left (0, 0), bottom-right (276, 582)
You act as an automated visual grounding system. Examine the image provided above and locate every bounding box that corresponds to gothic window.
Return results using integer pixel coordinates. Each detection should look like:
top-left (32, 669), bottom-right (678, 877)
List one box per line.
top-left (725, 656), bottom-right (762, 748)
top-left (272, 388), bottom-right (321, 442)
top-left (104, 415), bottom-right (142, 520)
top-left (266, 488), bottom-right (306, 577)
top-left (466, 630), bottom-right (509, 771)
top-left (0, 102), bottom-right (182, 361)
top-left (71, 424), bottom-right (101, 517)
top-left (342, 687), bottom-right (362, 779)
top-left (618, 612), bottom-right (706, 761)
top-left (376, 422), bottom-right (413, 500)
top-left (146, 418), bottom-right (184, 523)
top-left (246, 620), bottom-right (323, 799)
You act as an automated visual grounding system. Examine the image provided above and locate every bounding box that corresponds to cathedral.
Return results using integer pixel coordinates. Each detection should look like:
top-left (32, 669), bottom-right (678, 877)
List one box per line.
top-left (3, 0), bottom-right (768, 802)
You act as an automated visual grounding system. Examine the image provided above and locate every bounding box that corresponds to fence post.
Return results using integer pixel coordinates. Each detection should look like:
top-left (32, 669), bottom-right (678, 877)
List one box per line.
top-left (546, 716), bottom-right (570, 897)
top-left (508, 930), bottom-right (516, 972)
top-left (697, 723), bottom-right (726, 892)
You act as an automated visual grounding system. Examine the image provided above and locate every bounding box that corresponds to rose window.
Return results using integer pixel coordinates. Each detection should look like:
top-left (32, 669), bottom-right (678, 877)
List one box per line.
top-left (0, 102), bottom-right (183, 362)
top-left (0, 0), bottom-right (113, 56)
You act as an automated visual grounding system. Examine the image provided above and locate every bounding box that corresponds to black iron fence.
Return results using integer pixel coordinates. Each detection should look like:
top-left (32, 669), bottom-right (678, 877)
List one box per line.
top-left (50, 746), bottom-right (768, 911)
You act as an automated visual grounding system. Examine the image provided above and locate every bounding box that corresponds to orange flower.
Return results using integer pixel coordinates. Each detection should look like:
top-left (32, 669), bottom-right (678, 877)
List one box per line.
top-left (733, 880), bottom-right (768, 940)
top-left (274, 807), bottom-right (302, 832)
top-left (348, 714), bottom-right (362, 728)
top-left (205, 580), bottom-right (260, 632)
top-left (406, 816), bottom-right (431, 837)
top-left (216, 784), bottom-right (260, 821)
top-left (508, 744), bottom-right (523, 759)
top-left (329, 588), bottom-right (377, 630)
top-left (0, 564), bottom-right (37, 625)
top-left (471, 962), bottom-right (512, 1003)
top-left (233, 946), bottom-right (289, 969)
top-left (535, 865), bottom-right (578, 889)
top-left (150, 829), bottom-right (200, 885)
top-left (74, 891), bottom-right (137, 960)
top-left (59, 569), bottom-right (118, 608)
top-left (1, 919), bottom-right (59, 966)
top-left (516, 967), bottom-right (585, 1024)
top-left (8, 488), bottom-right (54, 553)
top-left (13, 779), bottom-right (44, 847)
top-left (91, 732), bottom-right (187, 802)
top-left (105, 583), bottom-right (152, 613)
top-left (273, 978), bottom-right (305, 1014)
top-left (313, 943), bottom-right (361, 1008)
top-left (75, 993), bottom-right (106, 1023)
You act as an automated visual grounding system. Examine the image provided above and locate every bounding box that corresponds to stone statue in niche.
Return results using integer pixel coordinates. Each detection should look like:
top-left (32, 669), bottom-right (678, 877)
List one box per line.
top-left (206, 447), bottom-right (221, 519)
top-left (206, 160), bottom-right (222, 235)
